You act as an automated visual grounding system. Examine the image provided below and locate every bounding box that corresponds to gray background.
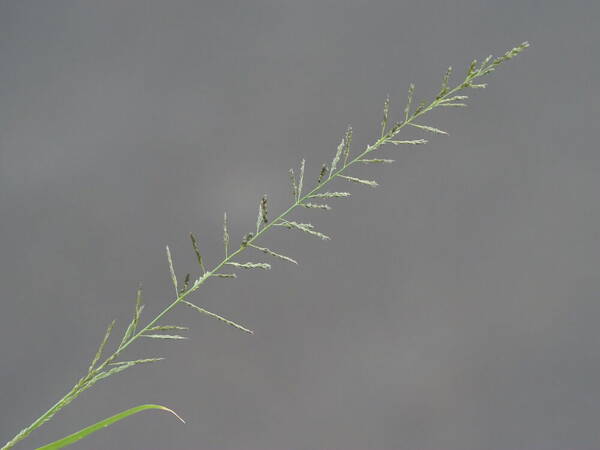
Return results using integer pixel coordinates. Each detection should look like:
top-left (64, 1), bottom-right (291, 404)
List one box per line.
top-left (1, 1), bottom-right (599, 449)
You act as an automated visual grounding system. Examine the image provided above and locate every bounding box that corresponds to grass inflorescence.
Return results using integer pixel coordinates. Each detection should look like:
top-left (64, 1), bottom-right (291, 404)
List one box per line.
top-left (1, 41), bottom-right (529, 450)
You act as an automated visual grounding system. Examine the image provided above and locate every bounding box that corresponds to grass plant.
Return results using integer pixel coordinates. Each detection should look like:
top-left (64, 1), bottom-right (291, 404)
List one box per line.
top-left (1, 42), bottom-right (529, 449)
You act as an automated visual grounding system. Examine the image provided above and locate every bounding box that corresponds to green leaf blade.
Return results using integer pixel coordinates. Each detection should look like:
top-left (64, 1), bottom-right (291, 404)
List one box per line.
top-left (36, 404), bottom-right (184, 450)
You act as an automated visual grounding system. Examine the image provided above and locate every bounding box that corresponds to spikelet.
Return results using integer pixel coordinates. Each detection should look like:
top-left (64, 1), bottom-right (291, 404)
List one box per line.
top-left (135, 284), bottom-right (143, 324)
top-left (89, 361), bottom-right (140, 383)
top-left (479, 54), bottom-right (494, 71)
top-left (330, 135), bottom-right (345, 177)
top-left (381, 96), bottom-right (390, 137)
top-left (357, 159), bottom-right (394, 164)
top-left (414, 100), bottom-right (427, 115)
top-left (226, 262), bottom-right (271, 270)
top-left (190, 233), bottom-right (206, 274)
top-left (389, 139), bottom-right (428, 145)
top-left (467, 59), bottom-right (478, 77)
top-left (404, 83), bottom-right (415, 121)
top-left (261, 195), bottom-right (268, 223)
top-left (343, 126), bottom-right (353, 165)
top-left (181, 273), bottom-right (191, 293)
top-left (485, 42), bottom-right (529, 74)
top-left (241, 232), bottom-right (254, 247)
top-left (297, 159), bottom-right (305, 200)
top-left (108, 358), bottom-right (165, 366)
top-left (440, 102), bottom-right (467, 107)
top-left (147, 325), bottom-right (189, 332)
top-left (308, 192), bottom-right (351, 199)
top-left (165, 246), bottom-right (178, 294)
top-left (437, 66), bottom-right (452, 99)
top-left (409, 123), bottom-right (448, 135)
top-left (119, 284), bottom-right (145, 348)
top-left (440, 95), bottom-right (469, 103)
top-left (317, 164), bottom-right (328, 184)
top-left (256, 194), bottom-right (268, 232)
top-left (223, 212), bottom-right (230, 257)
top-left (193, 272), bottom-right (210, 287)
top-left (439, 93), bottom-right (468, 107)
top-left (289, 168), bottom-right (298, 200)
top-left (276, 220), bottom-right (330, 240)
top-left (302, 202), bottom-right (332, 210)
top-left (339, 175), bottom-right (379, 187)
top-left (89, 320), bottom-right (116, 372)
top-left (249, 244), bottom-right (298, 265)
top-left (142, 334), bottom-right (188, 340)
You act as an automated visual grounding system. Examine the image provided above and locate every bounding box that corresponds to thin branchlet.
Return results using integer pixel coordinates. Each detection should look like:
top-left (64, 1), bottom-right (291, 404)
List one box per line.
top-left (223, 212), bottom-right (230, 257)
